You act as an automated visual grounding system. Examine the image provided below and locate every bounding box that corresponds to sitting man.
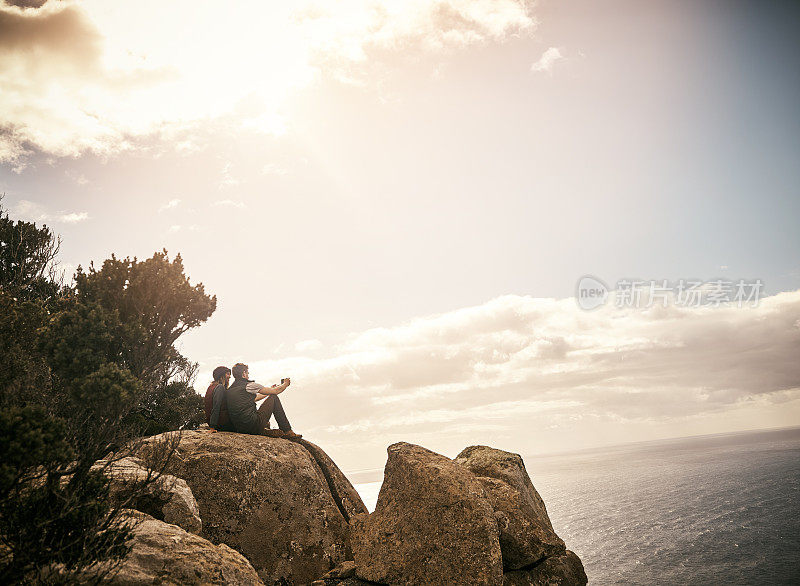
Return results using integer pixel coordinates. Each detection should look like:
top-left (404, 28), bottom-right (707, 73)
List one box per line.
top-left (226, 362), bottom-right (302, 439)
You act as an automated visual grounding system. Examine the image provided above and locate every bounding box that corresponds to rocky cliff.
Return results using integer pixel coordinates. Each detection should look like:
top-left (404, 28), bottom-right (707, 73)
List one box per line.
top-left (96, 432), bottom-right (585, 586)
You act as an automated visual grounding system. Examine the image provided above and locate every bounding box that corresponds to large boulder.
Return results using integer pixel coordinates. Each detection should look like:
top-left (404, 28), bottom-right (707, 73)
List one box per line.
top-left (96, 457), bottom-right (202, 534)
top-left (134, 431), bottom-right (366, 585)
top-left (350, 442), bottom-right (504, 586)
top-left (502, 551), bottom-right (587, 586)
top-left (91, 511), bottom-right (262, 585)
top-left (454, 446), bottom-right (565, 569)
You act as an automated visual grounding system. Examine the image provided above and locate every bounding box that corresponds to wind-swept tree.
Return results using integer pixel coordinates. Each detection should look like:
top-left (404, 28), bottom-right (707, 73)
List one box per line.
top-left (0, 201), bottom-right (215, 583)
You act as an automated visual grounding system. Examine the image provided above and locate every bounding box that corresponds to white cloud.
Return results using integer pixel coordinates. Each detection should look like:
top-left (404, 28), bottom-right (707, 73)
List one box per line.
top-left (0, 0), bottom-right (536, 162)
top-left (226, 291), bottom-right (800, 469)
top-left (65, 170), bottom-right (88, 185)
top-left (10, 199), bottom-right (48, 222)
top-left (218, 162), bottom-right (240, 190)
top-left (213, 199), bottom-right (247, 209)
top-left (295, 339), bottom-right (323, 353)
top-left (57, 211), bottom-right (89, 223)
top-left (167, 224), bottom-right (181, 233)
top-left (10, 199), bottom-right (89, 224)
top-left (531, 46), bottom-right (564, 74)
top-left (262, 163), bottom-right (289, 176)
top-left (159, 198), bottom-right (181, 212)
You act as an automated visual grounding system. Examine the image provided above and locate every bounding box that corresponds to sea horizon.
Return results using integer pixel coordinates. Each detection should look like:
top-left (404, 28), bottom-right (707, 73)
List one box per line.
top-left (356, 425), bottom-right (800, 585)
top-left (350, 424), bottom-right (800, 494)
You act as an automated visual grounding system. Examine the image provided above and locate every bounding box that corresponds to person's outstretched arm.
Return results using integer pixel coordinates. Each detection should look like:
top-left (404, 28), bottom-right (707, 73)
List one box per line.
top-left (250, 379), bottom-right (290, 399)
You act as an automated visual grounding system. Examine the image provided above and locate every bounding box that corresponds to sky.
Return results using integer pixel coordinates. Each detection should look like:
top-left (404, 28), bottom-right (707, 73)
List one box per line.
top-left (1, 0), bottom-right (799, 474)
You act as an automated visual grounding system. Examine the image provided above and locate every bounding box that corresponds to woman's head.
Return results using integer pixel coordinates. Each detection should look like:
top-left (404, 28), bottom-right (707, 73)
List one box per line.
top-left (213, 366), bottom-right (231, 388)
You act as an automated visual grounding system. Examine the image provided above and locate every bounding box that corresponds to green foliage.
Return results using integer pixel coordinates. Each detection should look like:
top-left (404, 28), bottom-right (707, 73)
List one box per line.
top-left (127, 380), bottom-right (205, 437)
top-left (0, 292), bottom-right (51, 405)
top-left (0, 466), bottom-right (133, 585)
top-left (0, 201), bottom-right (215, 582)
top-left (0, 208), bottom-right (61, 302)
top-left (66, 250), bottom-right (216, 434)
top-left (40, 301), bottom-right (121, 383)
top-left (75, 251), bottom-right (216, 386)
top-left (0, 406), bottom-right (73, 496)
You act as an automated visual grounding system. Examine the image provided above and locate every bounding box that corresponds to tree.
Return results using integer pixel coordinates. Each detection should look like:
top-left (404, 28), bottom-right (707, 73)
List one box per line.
top-left (0, 201), bottom-right (214, 582)
top-left (73, 251), bottom-right (216, 433)
top-left (0, 201), bottom-right (61, 303)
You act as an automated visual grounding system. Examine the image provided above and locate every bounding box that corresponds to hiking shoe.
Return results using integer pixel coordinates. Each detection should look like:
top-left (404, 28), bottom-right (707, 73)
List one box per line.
top-left (283, 430), bottom-right (303, 440)
top-left (260, 429), bottom-right (286, 438)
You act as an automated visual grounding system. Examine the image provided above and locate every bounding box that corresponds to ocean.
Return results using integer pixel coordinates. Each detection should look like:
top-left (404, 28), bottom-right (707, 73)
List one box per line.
top-left (354, 427), bottom-right (800, 585)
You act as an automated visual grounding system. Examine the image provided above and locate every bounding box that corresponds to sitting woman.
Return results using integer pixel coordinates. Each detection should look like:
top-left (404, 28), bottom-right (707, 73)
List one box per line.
top-left (205, 366), bottom-right (234, 432)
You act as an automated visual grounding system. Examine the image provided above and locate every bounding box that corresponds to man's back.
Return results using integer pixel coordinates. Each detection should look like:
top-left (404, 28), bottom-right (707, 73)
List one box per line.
top-left (226, 377), bottom-right (260, 434)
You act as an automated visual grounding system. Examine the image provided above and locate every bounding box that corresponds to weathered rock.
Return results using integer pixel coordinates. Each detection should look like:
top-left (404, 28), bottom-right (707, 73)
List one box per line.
top-left (134, 431), bottom-right (365, 585)
top-left (91, 511), bottom-right (262, 585)
top-left (318, 579), bottom-right (374, 586)
top-left (351, 442), bottom-right (503, 586)
top-left (323, 560), bottom-right (356, 580)
top-left (454, 446), bottom-right (565, 569)
top-left (298, 440), bottom-right (369, 521)
top-left (502, 551), bottom-right (587, 586)
top-left (96, 457), bottom-right (202, 534)
top-left (315, 560), bottom-right (372, 585)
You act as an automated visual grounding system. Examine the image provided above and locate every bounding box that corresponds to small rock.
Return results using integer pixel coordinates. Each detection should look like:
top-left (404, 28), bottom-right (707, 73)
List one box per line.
top-left (323, 560), bottom-right (356, 579)
top-left (502, 551), bottom-right (587, 586)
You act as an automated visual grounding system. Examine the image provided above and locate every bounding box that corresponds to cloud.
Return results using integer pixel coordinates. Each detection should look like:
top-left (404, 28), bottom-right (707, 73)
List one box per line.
top-left (65, 170), bottom-right (89, 185)
top-left (5, 1), bottom-right (49, 7)
top-left (159, 198), bottom-right (181, 212)
top-left (213, 199), bottom-right (247, 209)
top-left (9, 199), bottom-right (89, 224)
top-left (531, 46), bottom-right (564, 74)
top-left (218, 162), bottom-right (240, 190)
top-left (224, 290), bottom-right (800, 468)
top-left (262, 163), bottom-right (289, 176)
top-left (295, 339), bottom-right (323, 353)
top-left (1, 1), bottom-right (536, 163)
top-left (167, 225), bottom-right (181, 233)
top-left (58, 211), bottom-right (89, 223)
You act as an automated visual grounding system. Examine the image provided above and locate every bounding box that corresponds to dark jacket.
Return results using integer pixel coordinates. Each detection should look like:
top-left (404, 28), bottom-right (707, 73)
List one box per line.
top-left (205, 381), bottom-right (233, 431)
top-left (226, 377), bottom-right (260, 435)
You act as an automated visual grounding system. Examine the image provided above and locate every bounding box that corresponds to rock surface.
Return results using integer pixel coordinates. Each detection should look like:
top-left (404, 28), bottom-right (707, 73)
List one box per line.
top-left (134, 431), bottom-right (365, 585)
top-left (454, 446), bottom-right (565, 569)
top-left (97, 456), bottom-right (202, 534)
top-left (298, 439), bottom-right (368, 522)
top-left (502, 551), bottom-right (588, 586)
top-left (350, 442), bottom-right (586, 586)
top-left (92, 511), bottom-right (262, 585)
top-left (350, 442), bottom-right (504, 586)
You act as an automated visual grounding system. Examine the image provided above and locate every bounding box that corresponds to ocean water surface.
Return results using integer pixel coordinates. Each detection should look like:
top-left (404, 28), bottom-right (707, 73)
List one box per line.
top-left (354, 427), bottom-right (800, 585)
